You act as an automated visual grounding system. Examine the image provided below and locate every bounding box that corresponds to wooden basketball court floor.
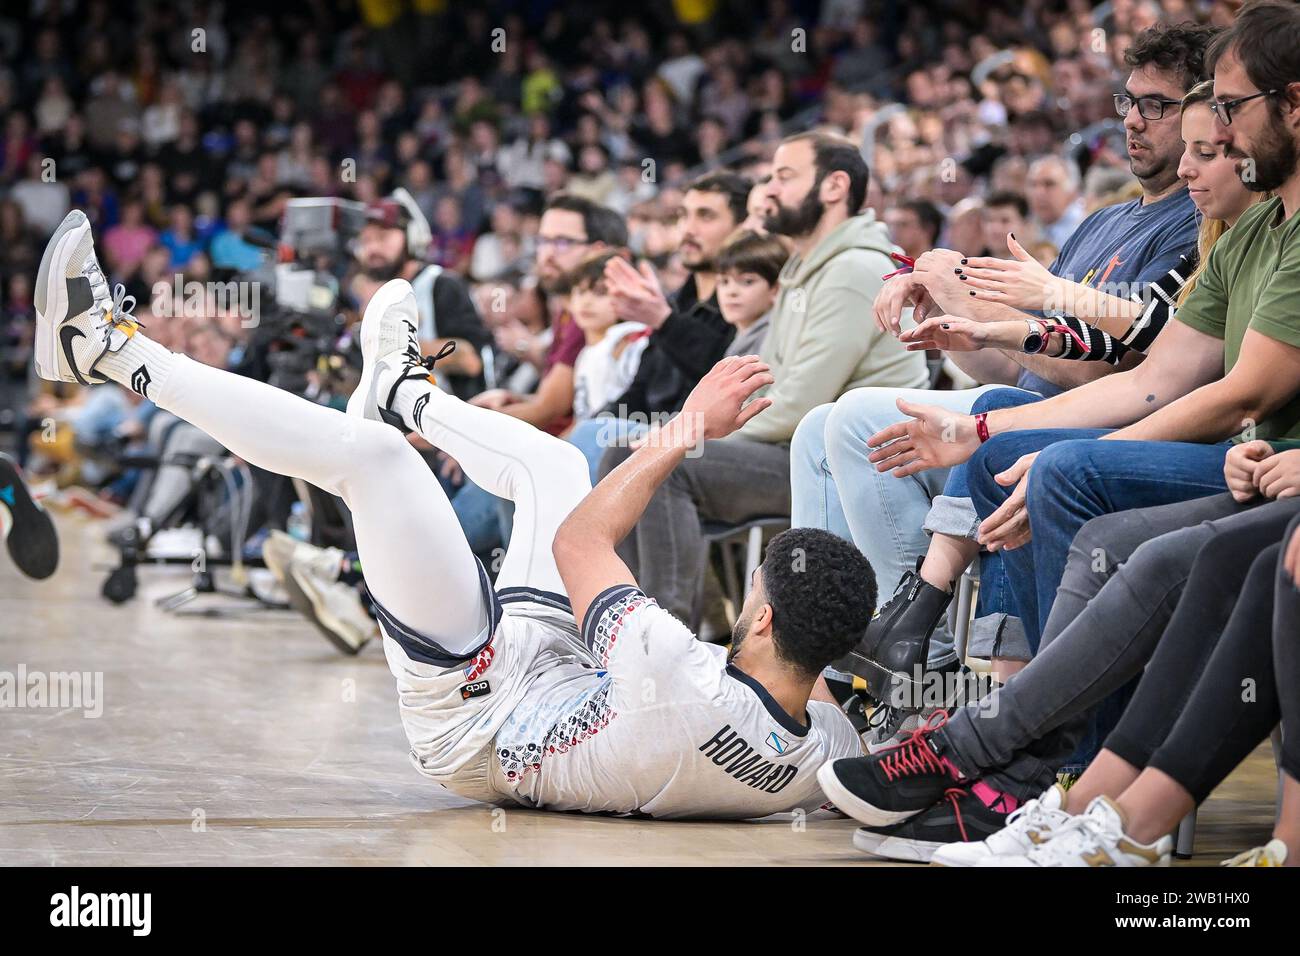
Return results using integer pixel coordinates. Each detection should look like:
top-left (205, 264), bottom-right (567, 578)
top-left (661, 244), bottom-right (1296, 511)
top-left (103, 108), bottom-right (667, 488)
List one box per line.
top-left (1, 514), bottom-right (1282, 866)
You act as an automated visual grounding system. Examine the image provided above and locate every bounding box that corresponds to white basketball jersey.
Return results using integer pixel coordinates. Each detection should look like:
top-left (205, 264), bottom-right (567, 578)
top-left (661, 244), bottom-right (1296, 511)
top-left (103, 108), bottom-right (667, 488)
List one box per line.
top-left (387, 584), bottom-right (864, 820)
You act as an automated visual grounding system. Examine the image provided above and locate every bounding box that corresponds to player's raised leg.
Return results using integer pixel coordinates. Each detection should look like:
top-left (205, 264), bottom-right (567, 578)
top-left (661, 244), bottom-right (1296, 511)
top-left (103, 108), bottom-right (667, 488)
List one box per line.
top-left (348, 279), bottom-right (591, 598)
top-left (33, 210), bottom-right (490, 654)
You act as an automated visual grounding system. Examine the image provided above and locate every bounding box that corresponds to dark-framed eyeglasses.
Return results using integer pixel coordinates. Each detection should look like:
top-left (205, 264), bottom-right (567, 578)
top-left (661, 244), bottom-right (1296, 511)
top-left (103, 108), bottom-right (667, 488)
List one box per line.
top-left (1113, 92), bottom-right (1183, 121)
top-left (1209, 89), bottom-right (1280, 126)
top-left (536, 235), bottom-right (589, 252)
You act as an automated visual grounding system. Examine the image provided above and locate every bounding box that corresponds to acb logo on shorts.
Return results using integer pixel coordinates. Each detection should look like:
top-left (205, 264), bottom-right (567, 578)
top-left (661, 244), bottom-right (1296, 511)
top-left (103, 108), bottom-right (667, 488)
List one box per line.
top-left (463, 641), bottom-right (495, 681)
top-left (460, 680), bottom-right (491, 701)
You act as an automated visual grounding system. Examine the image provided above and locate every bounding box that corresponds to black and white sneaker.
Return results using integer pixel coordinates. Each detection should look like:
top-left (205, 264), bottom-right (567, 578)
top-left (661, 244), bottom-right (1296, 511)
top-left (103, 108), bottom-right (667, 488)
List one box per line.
top-left (853, 783), bottom-right (1019, 863)
top-left (0, 454), bottom-right (59, 580)
top-left (816, 712), bottom-right (963, 827)
top-left (347, 278), bottom-right (454, 433)
top-left (34, 209), bottom-right (142, 386)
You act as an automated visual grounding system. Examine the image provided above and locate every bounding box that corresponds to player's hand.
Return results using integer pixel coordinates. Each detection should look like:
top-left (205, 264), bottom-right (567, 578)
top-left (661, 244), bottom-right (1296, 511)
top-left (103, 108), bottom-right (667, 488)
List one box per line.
top-left (1253, 448), bottom-right (1300, 500)
top-left (866, 399), bottom-right (980, 477)
top-left (977, 453), bottom-right (1038, 551)
top-left (898, 316), bottom-right (1022, 353)
top-left (1224, 439), bottom-right (1273, 501)
top-left (959, 235), bottom-right (1060, 310)
top-left (679, 355), bottom-right (774, 443)
top-left (605, 256), bottom-right (672, 329)
top-left (873, 272), bottom-right (936, 336)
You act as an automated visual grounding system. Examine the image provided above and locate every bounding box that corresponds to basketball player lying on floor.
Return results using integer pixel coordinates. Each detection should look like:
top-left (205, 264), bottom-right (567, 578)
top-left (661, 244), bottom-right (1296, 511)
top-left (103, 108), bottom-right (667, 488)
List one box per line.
top-left (35, 210), bottom-right (876, 819)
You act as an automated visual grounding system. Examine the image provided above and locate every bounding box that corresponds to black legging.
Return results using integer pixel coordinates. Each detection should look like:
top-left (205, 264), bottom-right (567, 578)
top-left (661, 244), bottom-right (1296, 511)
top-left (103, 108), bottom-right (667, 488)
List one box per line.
top-left (1106, 513), bottom-right (1300, 802)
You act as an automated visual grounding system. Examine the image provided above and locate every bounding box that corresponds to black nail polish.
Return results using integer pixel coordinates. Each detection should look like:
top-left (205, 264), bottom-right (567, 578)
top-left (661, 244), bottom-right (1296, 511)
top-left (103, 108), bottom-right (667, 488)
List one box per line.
top-left (1010, 233), bottom-right (1016, 240)
top-left (954, 268), bottom-right (962, 274)
top-left (960, 275), bottom-right (967, 281)
top-left (960, 258), bottom-right (968, 265)
top-left (969, 290), bottom-right (976, 296)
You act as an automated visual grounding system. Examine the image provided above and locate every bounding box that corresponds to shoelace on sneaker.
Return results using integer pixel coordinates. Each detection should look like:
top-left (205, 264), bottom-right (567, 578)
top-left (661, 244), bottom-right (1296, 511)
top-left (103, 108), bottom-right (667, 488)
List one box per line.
top-left (1025, 808), bottom-right (1109, 860)
top-left (106, 284), bottom-right (143, 330)
top-left (384, 338), bottom-right (457, 410)
top-left (85, 259), bottom-right (144, 334)
top-left (942, 788), bottom-right (970, 842)
top-left (1003, 796), bottom-right (1054, 837)
top-left (876, 710), bottom-right (951, 782)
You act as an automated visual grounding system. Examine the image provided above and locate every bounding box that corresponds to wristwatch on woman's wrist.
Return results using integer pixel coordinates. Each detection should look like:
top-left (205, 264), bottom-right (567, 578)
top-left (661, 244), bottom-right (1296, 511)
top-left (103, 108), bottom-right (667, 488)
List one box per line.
top-left (1021, 318), bottom-right (1049, 354)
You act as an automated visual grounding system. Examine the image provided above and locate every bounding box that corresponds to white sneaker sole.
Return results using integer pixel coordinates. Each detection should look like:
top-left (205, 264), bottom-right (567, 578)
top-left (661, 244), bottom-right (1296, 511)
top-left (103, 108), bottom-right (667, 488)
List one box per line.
top-left (816, 760), bottom-right (921, 828)
top-left (853, 827), bottom-right (942, 863)
top-left (347, 277), bottom-right (417, 422)
top-left (34, 211), bottom-right (92, 384)
top-left (289, 566), bottom-right (371, 656)
top-left (260, 532), bottom-right (298, 586)
top-left (928, 843), bottom-right (994, 867)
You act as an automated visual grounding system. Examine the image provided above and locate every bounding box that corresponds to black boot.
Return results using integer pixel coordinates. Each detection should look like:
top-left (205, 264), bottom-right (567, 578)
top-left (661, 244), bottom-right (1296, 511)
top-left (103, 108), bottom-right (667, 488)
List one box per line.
top-left (833, 564), bottom-right (952, 706)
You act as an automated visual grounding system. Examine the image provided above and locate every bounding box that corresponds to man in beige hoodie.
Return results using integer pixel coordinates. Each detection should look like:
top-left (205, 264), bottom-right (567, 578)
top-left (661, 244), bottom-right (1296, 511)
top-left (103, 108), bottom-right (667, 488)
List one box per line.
top-left (599, 131), bottom-right (928, 624)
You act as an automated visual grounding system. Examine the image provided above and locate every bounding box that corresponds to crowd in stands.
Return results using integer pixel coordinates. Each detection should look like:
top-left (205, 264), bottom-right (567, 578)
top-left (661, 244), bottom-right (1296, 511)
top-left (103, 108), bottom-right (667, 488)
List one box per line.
top-left (4, 0), bottom-right (1300, 866)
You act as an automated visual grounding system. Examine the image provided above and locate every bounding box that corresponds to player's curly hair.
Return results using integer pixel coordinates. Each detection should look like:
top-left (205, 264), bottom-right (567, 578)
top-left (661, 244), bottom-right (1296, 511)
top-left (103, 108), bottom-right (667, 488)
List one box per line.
top-left (759, 528), bottom-right (877, 679)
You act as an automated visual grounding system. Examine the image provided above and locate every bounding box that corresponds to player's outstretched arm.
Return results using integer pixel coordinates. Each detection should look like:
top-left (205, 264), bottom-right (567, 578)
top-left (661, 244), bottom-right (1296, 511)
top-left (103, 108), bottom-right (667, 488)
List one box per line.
top-left (553, 355), bottom-right (774, 628)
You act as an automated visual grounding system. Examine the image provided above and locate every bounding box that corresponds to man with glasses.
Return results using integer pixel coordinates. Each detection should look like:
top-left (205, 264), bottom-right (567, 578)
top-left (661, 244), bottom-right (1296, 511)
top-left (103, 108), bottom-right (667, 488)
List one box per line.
top-left (470, 193), bottom-right (627, 431)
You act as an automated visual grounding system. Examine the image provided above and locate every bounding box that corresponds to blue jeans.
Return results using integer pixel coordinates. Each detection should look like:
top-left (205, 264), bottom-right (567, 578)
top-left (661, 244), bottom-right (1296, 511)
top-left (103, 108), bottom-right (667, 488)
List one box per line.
top-left (938, 388), bottom-right (1044, 657)
top-left (568, 416), bottom-right (649, 485)
top-left (450, 477), bottom-right (507, 557)
top-left (790, 384), bottom-right (1021, 669)
top-left (968, 431), bottom-right (1231, 652)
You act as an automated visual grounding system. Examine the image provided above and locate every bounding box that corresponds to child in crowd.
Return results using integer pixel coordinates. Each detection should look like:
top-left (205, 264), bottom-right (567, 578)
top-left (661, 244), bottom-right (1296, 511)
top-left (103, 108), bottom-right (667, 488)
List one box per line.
top-left (565, 250), bottom-right (652, 426)
top-left (714, 229), bottom-right (788, 357)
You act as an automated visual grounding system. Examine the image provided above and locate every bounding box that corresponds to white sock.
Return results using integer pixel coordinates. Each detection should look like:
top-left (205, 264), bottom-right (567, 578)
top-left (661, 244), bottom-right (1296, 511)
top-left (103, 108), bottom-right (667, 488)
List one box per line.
top-left (94, 333), bottom-right (177, 403)
top-left (382, 366), bottom-right (438, 433)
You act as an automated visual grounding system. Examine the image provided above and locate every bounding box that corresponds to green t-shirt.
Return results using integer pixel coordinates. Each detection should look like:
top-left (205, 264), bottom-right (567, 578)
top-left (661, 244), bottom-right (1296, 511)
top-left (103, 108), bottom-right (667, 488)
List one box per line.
top-left (1177, 197), bottom-right (1300, 441)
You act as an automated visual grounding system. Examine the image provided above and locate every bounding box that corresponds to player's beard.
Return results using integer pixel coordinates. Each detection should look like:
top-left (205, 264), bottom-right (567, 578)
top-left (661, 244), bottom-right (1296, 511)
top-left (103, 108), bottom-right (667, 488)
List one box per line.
top-left (763, 186), bottom-right (825, 239)
top-left (727, 607), bottom-right (755, 662)
top-left (1235, 109), bottom-right (1299, 194)
top-left (361, 252), bottom-right (406, 282)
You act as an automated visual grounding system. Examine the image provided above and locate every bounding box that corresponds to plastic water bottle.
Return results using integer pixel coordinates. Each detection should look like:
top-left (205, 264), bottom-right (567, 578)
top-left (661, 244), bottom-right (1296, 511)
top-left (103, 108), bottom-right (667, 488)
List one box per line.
top-left (287, 502), bottom-right (310, 542)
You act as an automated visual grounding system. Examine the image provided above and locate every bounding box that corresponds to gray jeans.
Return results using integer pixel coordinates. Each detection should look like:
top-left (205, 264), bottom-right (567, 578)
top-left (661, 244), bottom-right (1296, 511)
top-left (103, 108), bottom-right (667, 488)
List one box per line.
top-left (598, 436), bottom-right (791, 621)
top-left (937, 492), bottom-right (1262, 798)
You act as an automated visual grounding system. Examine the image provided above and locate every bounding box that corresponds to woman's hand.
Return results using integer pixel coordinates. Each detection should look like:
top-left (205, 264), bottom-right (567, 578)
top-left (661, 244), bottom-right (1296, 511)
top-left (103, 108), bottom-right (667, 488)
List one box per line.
top-left (957, 234), bottom-right (1061, 312)
top-left (1284, 522), bottom-right (1300, 590)
top-left (1253, 448), bottom-right (1300, 500)
top-left (899, 316), bottom-right (1023, 353)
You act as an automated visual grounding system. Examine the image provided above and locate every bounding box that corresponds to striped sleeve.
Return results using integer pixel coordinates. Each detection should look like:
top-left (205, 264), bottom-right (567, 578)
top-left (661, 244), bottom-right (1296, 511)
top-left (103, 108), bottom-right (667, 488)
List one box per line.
top-left (1051, 253), bottom-right (1195, 364)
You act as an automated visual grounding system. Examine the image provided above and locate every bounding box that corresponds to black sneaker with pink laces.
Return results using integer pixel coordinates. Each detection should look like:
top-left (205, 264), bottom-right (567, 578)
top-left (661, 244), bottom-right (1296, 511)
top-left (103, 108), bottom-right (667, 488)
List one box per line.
top-left (815, 712), bottom-right (964, 828)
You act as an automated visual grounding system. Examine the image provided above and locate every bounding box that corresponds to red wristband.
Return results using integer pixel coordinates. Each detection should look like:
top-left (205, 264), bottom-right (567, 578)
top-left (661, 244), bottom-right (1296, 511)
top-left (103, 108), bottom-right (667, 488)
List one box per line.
top-left (975, 412), bottom-right (990, 443)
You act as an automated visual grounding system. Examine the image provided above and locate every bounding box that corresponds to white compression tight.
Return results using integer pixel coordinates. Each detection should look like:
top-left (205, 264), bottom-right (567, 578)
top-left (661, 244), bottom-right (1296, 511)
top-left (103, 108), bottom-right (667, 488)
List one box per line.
top-left (148, 351), bottom-right (591, 654)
